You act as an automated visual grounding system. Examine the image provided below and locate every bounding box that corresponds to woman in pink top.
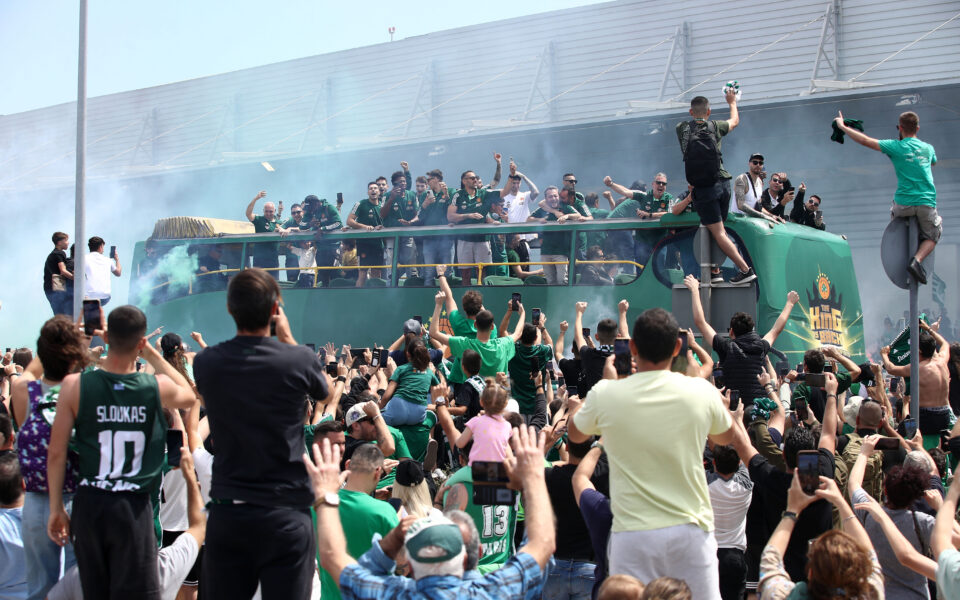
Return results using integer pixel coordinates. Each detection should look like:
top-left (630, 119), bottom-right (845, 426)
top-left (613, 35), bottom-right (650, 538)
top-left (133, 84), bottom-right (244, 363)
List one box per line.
top-left (454, 378), bottom-right (512, 464)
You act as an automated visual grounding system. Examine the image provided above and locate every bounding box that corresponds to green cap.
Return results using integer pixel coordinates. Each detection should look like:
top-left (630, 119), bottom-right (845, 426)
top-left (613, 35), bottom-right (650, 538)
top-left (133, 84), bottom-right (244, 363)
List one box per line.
top-left (405, 517), bottom-right (464, 564)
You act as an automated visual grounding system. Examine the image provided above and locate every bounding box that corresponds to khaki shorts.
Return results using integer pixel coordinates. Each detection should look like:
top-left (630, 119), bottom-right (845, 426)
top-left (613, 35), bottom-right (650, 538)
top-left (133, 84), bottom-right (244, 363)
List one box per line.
top-left (891, 203), bottom-right (942, 243)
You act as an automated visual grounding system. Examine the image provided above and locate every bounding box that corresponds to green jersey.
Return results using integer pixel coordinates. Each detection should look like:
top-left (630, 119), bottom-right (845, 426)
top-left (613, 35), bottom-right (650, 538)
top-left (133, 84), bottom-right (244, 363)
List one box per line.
top-left (530, 204), bottom-right (578, 255)
top-left (443, 466), bottom-right (517, 569)
top-left (417, 189), bottom-right (452, 227)
top-left (75, 370), bottom-right (166, 493)
top-left (446, 310), bottom-right (497, 385)
top-left (508, 343), bottom-right (553, 414)
top-left (452, 188), bottom-right (498, 241)
top-left (389, 362), bottom-right (440, 406)
top-left (376, 425), bottom-right (412, 490)
top-left (319, 488), bottom-right (399, 600)
top-left (878, 137), bottom-right (937, 207)
top-left (383, 190), bottom-right (420, 227)
top-left (251, 215), bottom-right (282, 258)
top-left (351, 199), bottom-right (384, 251)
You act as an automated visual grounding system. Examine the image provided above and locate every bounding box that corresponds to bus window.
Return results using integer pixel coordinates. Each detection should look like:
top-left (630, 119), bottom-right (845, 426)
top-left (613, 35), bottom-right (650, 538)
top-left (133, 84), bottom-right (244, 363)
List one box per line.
top-left (195, 243), bottom-right (242, 294)
top-left (247, 241), bottom-right (284, 281)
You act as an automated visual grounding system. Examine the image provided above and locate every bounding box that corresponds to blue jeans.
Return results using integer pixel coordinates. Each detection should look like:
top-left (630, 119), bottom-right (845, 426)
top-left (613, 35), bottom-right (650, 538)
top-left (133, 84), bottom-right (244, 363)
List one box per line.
top-left (45, 291), bottom-right (73, 317)
top-left (423, 238), bottom-right (453, 286)
top-left (22, 491), bottom-right (76, 600)
top-left (382, 396), bottom-right (427, 427)
top-left (541, 558), bottom-right (595, 600)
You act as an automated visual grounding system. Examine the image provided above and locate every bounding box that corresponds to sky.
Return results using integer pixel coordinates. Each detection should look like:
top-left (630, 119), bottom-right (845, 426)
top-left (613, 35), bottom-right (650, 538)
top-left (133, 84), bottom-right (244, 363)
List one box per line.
top-left (0, 0), bottom-right (609, 115)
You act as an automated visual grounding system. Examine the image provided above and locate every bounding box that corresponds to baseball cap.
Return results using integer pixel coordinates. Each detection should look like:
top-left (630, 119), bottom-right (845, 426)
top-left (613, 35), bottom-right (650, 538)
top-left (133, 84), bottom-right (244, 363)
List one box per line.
top-left (749, 153), bottom-right (764, 162)
top-left (504, 398), bottom-right (520, 414)
top-left (345, 404), bottom-right (369, 428)
top-left (405, 516), bottom-right (464, 564)
top-left (842, 396), bottom-right (864, 429)
top-left (402, 319), bottom-right (421, 335)
top-left (160, 333), bottom-right (182, 357)
top-left (303, 194), bottom-right (320, 203)
top-left (395, 460), bottom-right (425, 487)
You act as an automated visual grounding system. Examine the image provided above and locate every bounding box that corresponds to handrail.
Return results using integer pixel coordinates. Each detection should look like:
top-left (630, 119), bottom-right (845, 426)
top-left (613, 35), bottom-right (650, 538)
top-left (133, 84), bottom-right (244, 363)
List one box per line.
top-left (144, 259), bottom-right (644, 292)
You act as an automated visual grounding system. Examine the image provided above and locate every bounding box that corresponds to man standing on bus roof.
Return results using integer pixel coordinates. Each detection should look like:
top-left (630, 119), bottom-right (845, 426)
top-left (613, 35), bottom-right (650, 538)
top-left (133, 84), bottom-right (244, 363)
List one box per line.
top-left (347, 182), bottom-right (386, 288)
top-left (447, 169), bottom-right (501, 285)
top-left (834, 110), bottom-right (939, 284)
top-left (301, 195), bottom-right (343, 288)
top-left (676, 90), bottom-right (756, 285)
top-left (245, 190), bottom-right (290, 280)
top-left (380, 168), bottom-right (419, 279)
top-left (411, 169), bottom-right (453, 286)
top-left (603, 174), bottom-right (673, 272)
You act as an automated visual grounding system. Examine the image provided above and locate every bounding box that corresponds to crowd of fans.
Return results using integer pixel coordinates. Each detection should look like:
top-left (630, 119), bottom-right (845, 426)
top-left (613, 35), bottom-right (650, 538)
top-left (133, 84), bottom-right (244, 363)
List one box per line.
top-left (4, 263), bottom-right (960, 599)
top-left (8, 95), bottom-right (952, 599)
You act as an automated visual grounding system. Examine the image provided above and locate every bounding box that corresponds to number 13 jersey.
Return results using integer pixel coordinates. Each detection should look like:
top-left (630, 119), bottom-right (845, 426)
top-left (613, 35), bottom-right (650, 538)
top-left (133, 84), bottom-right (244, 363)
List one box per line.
top-left (76, 370), bottom-right (166, 493)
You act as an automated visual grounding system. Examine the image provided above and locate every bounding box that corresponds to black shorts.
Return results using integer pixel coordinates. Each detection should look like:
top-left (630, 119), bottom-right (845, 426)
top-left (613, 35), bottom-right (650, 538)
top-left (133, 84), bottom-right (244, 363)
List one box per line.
top-left (72, 487), bottom-right (161, 599)
top-left (692, 180), bottom-right (731, 226)
top-left (162, 530), bottom-right (203, 586)
top-left (357, 242), bottom-right (384, 267)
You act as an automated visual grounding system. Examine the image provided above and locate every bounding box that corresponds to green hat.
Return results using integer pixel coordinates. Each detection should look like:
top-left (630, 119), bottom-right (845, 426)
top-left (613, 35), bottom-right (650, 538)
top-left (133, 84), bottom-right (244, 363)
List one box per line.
top-left (404, 516), bottom-right (464, 564)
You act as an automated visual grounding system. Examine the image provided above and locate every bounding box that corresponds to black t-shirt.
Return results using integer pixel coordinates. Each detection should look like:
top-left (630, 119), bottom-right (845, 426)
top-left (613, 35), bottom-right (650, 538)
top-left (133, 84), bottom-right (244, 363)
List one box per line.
top-left (43, 249), bottom-right (67, 293)
top-left (558, 357), bottom-right (581, 397)
top-left (194, 336), bottom-right (328, 508)
top-left (578, 346), bottom-right (612, 398)
top-left (545, 464), bottom-right (595, 561)
top-left (748, 448), bottom-right (835, 581)
top-left (455, 382), bottom-right (483, 422)
top-left (713, 332), bottom-right (770, 405)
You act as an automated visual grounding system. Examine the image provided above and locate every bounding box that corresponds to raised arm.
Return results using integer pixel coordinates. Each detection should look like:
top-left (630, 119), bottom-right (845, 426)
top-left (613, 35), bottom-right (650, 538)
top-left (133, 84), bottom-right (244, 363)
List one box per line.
top-left (305, 439), bottom-right (356, 583)
top-left (499, 301), bottom-right (515, 339)
top-left (617, 299), bottom-right (630, 339)
top-left (847, 434), bottom-right (879, 502)
top-left (683, 275), bottom-right (717, 347)
top-left (246, 190), bottom-right (266, 222)
top-left (141, 343), bottom-right (196, 410)
top-left (834, 111), bottom-right (880, 151)
top-left (555, 321), bottom-right (568, 359)
top-left (932, 469), bottom-right (960, 558)
top-left (689, 330), bottom-right (714, 379)
top-left (363, 401), bottom-right (395, 458)
top-left (179, 447), bottom-right (207, 548)
top-left (763, 291), bottom-right (800, 344)
top-left (822, 345), bottom-right (862, 382)
top-left (818, 373), bottom-right (840, 454)
top-left (880, 345), bottom-right (910, 377)
top-left (512, 426), bottom-right (555, 569)
top-left (725, 89), bottom-right (740, 131)
top-left (572, 443), bottom-right (601, 506)
top-left (428, 291), bottom-right (451, 346)
top-left (602, 190), bottom-right (617, 210)
top-left (509, 304), bottom-right (527, 342)
top-left (520, 172), bottom-right (540, 202)
top-left (111, 250), bottom-right (123, 277)
top-left (602, 176), bottom-right (633, 199)
top-left (436, 268), bottom-right (458, 315)
top-left (573, 302), bottom-right (588, 350)
top-left (488, 153), bottom-right (502, 189)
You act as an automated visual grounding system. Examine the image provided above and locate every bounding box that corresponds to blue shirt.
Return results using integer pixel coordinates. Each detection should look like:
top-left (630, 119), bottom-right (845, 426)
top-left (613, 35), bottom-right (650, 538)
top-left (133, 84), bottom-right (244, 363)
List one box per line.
top-left (340, 551), bottom-right (543, 600)
top-left (0, 507), bottom-right (27, 599)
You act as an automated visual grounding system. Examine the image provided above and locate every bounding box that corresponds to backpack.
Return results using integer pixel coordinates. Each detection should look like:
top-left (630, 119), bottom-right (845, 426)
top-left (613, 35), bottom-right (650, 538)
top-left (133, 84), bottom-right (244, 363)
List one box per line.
top-left (683, 120), bottom-right (722, 187)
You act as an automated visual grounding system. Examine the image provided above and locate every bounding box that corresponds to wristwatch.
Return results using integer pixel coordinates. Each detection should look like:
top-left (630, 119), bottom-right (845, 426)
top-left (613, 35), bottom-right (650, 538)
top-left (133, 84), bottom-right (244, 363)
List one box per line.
top-left (314, 492), bottom-right (340, 509)
top-left (781, 510), bottom-right (798, 522)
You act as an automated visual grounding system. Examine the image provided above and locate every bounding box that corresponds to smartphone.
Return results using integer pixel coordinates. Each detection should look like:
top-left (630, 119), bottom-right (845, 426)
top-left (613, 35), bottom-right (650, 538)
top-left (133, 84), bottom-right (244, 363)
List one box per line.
top-left (899, 417), bottom-right (918, 440)
top-left (795, 363), bottom-right (804, 374)
top-left (82, 299), bottom-right (101, 335)
top-left (874, 437), bottom-right (900, 450)
top-left (413, 315), bottom-right (423, 327)
top-left (889, 376), bottom-right (902, 392)
top-left (511, 292), bottom-right (521, 312)
top-left (532, 308), bottom-right (541, 326)
top-left (336, 192), bottom-right (343, 204)
top-left (678, 331), bottom-right (688, 354)
top-left (940, 429), bottom-right (953, 452)
top-left (582, 327), bottom-right (590, 338)
top-left (713, 368), bottom-right (725, 389)
top-left (471, 461), bottom-right (514, 505)
top-left (378, 348), bottom-right (389, 367)
top-left (326, 362), bottom-right (339, 377)
top-left (306, 343), bottom-right (316, 353)
top-left (614, 339), bottom-right (631, 375)
top-left (796, 450), bottom-right (820, 495)
top-left (823, 362), bottom-right (835, 374)
top-left (530, 356), bottom-right (540, 375)
top-left (776, 361), bottom-right (790, 377)
top-left (815, 210), bottom-right (822, 220)
top-left (729, 390), bottom-right (741, 411)
top-left (166, 430), bottom-right (184, 468)
top-left (795, 399), bottom-right (809, 422)
top-left (269, 319), bottom-right (277, 337)
top-left (109, 245), bottom-right (117, 259)
top-left (350, 348), bottom-right (367, 366)
top-left (557, 376), bottom-right (566, 388)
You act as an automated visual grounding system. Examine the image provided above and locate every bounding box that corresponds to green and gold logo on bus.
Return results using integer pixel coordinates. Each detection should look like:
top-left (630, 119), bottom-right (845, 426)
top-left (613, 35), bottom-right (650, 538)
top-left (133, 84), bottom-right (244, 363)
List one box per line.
top-left (806, 271), bottom-right (844, 347)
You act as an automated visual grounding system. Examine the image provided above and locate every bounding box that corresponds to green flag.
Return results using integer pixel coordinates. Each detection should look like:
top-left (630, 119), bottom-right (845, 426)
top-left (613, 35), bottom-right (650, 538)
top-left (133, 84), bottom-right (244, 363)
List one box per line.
top-left (887, 313), bottom-right (928, 366)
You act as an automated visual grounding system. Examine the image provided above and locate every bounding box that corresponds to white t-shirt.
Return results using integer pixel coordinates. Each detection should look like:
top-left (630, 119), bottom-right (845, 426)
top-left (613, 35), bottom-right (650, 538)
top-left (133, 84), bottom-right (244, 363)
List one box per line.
top-left (193, 447), bottom-right (214, 505)
top-left (502, 192), bottom-right (536, 241)
top-left (159, 469), bottom-right (189, 532)
top-left (84, 251), bottom-right (115, 299)
top-left (291, 246), bottom-right (317, 269)
top-left (707, 465), bottom-right (753, 551)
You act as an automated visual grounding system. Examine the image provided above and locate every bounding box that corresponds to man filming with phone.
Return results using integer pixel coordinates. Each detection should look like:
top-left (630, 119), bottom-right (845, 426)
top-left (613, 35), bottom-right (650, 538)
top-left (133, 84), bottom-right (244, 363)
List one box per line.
top-left (567, 307), bottom-right (734, 600)
top-left (83, 236), bottom-right (121, 307)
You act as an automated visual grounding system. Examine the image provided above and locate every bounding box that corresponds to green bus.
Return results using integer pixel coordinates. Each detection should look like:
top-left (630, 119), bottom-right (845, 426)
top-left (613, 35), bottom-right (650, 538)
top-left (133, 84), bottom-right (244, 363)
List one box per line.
top-left (129, 213), bottom-right (865, 365)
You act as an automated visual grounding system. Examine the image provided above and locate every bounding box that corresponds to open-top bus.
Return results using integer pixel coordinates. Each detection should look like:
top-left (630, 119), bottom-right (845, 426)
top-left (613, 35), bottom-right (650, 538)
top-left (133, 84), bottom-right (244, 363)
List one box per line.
top-left (130, 213), bottom-right (865, 365)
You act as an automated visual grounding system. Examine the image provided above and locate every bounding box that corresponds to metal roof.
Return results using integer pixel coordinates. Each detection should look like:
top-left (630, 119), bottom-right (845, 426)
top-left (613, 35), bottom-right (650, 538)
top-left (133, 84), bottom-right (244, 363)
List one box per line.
top-left (2, 0), bottom-right (959, 192)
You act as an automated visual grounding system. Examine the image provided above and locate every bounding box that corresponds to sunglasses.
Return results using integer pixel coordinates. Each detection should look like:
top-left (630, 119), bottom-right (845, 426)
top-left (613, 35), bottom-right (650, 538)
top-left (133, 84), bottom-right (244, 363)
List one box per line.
top-left (465, 175), bottom-right (478, 180)
top-left (809, 201), bottom-right (820, 207)
top-left (751, 160), bottom-right (764, 165)
top-left (564, 179), bottom-right (577, 184)
top-left (771, 178), bottom-right (782, 183)
top-left (654, 181), bottom-right (667, 186)
top-left (292, 211), bottom-right (303, 215)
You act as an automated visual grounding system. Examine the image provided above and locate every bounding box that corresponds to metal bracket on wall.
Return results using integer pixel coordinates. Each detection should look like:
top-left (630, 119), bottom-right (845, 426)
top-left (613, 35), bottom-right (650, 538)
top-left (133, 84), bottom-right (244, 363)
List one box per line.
top-left (807, 0), bottom-right (841, 94)
top-left (658, 22), bottom-right (689, 101)
top-left (405, 62), bottom-right (437, 137)
top-left (521, 42), bottom-right (557, 122)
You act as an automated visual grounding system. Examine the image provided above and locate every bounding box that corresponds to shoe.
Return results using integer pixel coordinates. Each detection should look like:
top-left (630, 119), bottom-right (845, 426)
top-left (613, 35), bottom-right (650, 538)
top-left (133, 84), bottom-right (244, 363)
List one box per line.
top-left (729, 267), bottom-right (757, 285)
top-left (710, 271), bottom-right (724, 284)
top-left (431, 468), bottom-right (447, 484)
top-left (907, 257), bottom-right (927, 285)
top-left (423, 438), bottom-right (439, 473)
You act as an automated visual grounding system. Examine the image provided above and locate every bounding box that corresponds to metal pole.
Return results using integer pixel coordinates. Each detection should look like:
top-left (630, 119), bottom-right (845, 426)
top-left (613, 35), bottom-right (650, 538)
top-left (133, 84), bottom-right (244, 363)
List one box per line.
top-left (908, 218), bottom-right (920, 422)
top-left (700, 225), bottom-right (712, 325)
top-left (73, 0), bottom-right (88, 319)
